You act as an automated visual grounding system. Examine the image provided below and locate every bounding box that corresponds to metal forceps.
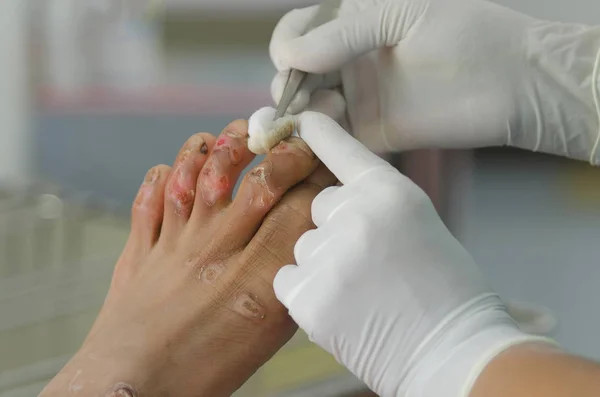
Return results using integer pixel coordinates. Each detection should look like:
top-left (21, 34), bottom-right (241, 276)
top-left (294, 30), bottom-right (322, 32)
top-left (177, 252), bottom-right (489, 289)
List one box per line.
top-left (273, 0), bottom-right (341, 120)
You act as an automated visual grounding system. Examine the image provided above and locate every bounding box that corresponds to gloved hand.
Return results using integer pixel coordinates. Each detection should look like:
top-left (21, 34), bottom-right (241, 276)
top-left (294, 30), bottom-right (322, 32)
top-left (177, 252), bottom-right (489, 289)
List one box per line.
top-left (270, 0), bottom-right (600, 164)
top-left (274, 111), bottom-right (553, 397)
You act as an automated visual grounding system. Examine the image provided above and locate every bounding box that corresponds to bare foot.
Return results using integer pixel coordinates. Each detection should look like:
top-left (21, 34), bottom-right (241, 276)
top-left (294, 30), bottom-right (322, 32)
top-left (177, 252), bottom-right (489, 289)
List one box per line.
top-left (39, 120), bottom-right (336, 397)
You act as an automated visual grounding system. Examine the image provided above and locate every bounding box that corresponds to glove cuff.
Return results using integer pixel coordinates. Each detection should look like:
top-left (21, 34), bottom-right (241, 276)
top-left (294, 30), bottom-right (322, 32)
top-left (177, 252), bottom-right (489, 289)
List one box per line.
top-left (404, 295), bottom-right (556, 397)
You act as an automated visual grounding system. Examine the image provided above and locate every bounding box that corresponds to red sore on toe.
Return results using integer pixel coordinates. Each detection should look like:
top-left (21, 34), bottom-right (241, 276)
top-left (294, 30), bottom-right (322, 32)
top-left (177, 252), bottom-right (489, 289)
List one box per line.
top-left (199, 163), bottom-right (231, 206)
top-left (169, 168), bottom-right (196, 215)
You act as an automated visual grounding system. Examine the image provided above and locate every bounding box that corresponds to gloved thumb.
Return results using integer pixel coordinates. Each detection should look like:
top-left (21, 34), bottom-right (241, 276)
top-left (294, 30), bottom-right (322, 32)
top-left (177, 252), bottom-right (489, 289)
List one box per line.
top-left (270, 3), bottom-right (401, 74)
top-left (296, 111), bottom-right (392, 185)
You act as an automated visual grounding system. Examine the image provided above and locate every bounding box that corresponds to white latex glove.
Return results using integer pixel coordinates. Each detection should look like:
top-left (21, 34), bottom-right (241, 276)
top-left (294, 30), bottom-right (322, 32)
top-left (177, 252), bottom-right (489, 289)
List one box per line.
top-left (270, 0), bottom-right (600, 164)
top-left (273, 111), bottom-right (553, 397)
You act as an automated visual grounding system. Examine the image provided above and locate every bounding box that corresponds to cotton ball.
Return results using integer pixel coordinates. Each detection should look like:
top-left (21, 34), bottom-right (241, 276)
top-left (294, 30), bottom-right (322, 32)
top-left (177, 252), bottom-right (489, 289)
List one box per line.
top-left (248, 107), bottom-right (296, 154)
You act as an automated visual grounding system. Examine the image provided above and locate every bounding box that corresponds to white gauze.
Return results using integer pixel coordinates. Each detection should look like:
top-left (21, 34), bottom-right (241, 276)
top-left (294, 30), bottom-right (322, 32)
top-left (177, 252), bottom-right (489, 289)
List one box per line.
top-left (247, 107), bottom-right (297, 155)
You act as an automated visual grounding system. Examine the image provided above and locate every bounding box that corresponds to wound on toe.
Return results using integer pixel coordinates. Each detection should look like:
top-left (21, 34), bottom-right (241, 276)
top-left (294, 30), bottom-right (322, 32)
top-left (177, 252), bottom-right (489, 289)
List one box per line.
top-left (246, 163), bottom-right (276, 208)
top-left (169, 166), bottom-right (196, 215)
top-left (199, 263), bottom-right (225, 284)
top-left (106, 383), bottom-right (136, 397)
top-left (233, 292), bottom-right (266, 320)
top-left (214, 133), bottom-right (246, 166)
top-left (199, 156), bottom-right (230, 206)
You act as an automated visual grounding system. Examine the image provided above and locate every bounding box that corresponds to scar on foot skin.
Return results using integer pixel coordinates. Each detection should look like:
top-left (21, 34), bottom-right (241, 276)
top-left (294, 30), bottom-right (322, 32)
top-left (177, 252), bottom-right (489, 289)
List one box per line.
top-left (198, 263), bottom-right (225, 284)
top-left (68, 369), bottom-right (83, 393)
top-left (270, 137), bottom-right (315, 158)
top-left (106, 383), bottom-right (137, 397)
top-left (233, 292), bottom-right (266, 320)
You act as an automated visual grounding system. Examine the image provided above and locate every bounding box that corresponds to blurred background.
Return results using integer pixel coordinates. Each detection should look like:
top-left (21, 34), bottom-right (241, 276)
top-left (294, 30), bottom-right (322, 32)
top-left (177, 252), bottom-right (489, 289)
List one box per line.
top-left (1, 0), bottom-right (600, 396)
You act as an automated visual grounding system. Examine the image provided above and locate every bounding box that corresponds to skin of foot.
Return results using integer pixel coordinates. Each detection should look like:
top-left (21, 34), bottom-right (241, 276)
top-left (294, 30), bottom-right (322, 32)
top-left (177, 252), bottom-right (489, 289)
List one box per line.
top-left (39, 119), bottom-right (336, 397)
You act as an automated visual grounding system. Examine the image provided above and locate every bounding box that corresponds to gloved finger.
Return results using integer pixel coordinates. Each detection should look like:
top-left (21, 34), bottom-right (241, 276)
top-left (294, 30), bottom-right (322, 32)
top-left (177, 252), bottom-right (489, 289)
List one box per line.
top-left (273, 264), bottom-right (302, 308)
top-left (271, 71), bottom-right (342, 114)
top-left (294, 221), bottom-right (351, 269)
top-left (296, 111), bottom-right (393, 186)
top-left (311, 185), bottom-right (365, 227)
top-left (293, 228), bottom-right (323, 266)
top-left (271, 4), bottom-right (398, 74)
top-left (305, 89), bottom-right (347, 123)
top-left (314, 186), bottom-right (383, 228)
top-left (311, 185), bottom-right (341, 226)
top-left (270, 5), bottom-right (321, 71)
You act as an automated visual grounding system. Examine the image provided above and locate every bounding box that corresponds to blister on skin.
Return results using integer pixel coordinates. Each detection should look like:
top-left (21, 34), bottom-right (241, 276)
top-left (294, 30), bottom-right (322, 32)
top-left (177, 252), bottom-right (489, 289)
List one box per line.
top-left (248, 107), bottom-right (296, 155)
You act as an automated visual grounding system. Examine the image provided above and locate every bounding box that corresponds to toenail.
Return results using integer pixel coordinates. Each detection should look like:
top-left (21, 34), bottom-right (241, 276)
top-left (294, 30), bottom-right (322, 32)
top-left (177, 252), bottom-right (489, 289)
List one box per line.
top-left (135, 169), bottom-right (160, 207)
top-left (185, 136), bottom-right (205, 154)
top-left (106, 383), bottom-right (137, 397)
top-left (271, 137), bottom-right (314, 158)
top-left (143, 167), bottom-right (160, 185)
top-left (225, 128), bottom-right (246, 138)
top-left (233, 292), bottom-right (266, 320)
top-left (198, 263), bottom-right (225, 284)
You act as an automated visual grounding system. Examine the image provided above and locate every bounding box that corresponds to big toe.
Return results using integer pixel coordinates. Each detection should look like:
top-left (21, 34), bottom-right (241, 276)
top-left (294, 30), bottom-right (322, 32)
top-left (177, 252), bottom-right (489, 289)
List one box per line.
top-left (206, 136), bottom-right (320, 256)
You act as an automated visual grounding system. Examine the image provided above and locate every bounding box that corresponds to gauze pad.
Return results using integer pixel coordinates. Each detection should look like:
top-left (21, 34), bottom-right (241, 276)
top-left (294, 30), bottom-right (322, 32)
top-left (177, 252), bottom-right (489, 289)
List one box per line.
top-left (248, 107), bottom-right (296, 155)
